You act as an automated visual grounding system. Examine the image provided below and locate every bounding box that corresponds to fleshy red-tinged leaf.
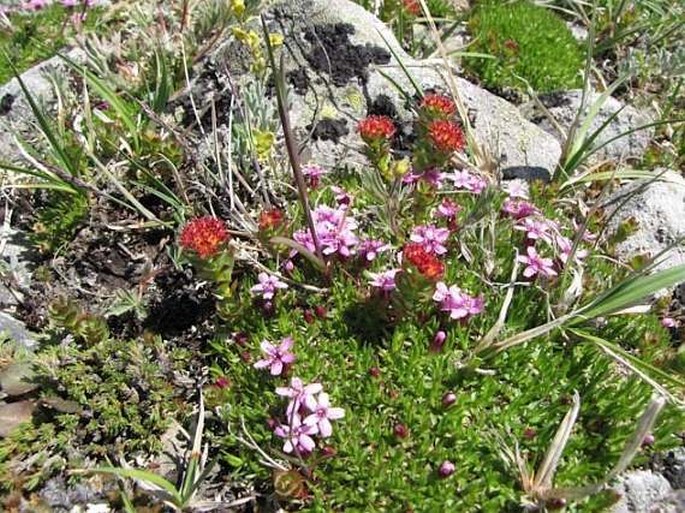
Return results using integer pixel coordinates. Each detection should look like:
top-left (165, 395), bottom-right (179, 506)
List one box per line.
top-left (0, 400), bottom-right (36, 437)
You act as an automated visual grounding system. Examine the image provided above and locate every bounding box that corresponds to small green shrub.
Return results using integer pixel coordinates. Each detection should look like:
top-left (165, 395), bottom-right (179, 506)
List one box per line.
top-left (464, 0), bottom-right (584, 93)
top-left (0, 300), bottom-right (177, 492)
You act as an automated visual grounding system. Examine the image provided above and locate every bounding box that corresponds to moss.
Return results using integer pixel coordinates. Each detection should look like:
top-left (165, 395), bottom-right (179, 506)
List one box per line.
top-left (464, 0), bottom-right (584, 93)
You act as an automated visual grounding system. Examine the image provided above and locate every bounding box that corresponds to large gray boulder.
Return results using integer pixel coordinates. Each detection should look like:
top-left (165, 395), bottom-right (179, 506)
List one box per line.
top-left (604, 169), bottom-right (685, 277)
top-left (521, 89), bottom-right (653, 164)
top-left (193, 0), bottom-right (561, 177)
top-left (610, 470), bottom-right (676, 513)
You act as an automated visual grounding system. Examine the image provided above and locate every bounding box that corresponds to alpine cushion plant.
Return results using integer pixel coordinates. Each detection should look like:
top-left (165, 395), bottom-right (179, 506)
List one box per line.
top-left (202, 87), bottom-right (685, 512)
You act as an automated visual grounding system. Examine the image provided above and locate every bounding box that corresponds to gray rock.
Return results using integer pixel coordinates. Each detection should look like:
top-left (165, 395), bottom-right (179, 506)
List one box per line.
top-left (610, 470), bottom-right (674, 513)
top-left (521, 89), bottom-right (653, 164)
top-left (0, 311), bottom-right (36, 349)
top-left (198, 0), bottom-right (561, 177)
top-left (0, 226), bottom-right (34, 306)
top-left (604, 169), bottom-right (685, 281)
top-left (0, 48), bottom-right (85, 166)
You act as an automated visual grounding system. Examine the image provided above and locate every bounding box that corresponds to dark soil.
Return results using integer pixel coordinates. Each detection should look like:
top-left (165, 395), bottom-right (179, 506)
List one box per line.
top-left (287, 67), bottom-right (310, 95)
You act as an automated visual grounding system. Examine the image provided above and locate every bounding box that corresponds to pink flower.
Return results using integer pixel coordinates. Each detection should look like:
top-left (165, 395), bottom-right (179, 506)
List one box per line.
top-left (555, 235), bottom-right (588, 265)
top-left (359, 239), bottom-right (390, 262)
top-left (438, 460), bottom-right (456, 478)
top-left (330, 186), bottom-right (352, 206)
top-left (402, 168), bottom-right (447, 188)
top-left (436, 198), bottom-right (461, 219)
top-left (433, 282), bottom-right (484, 320)
top-left (254, 337), bottom-right (296, 376)
top-left (276, 377), bottom-right (323, 416)
top-left (274, 414), bottom-right (318, 454)
top-left (515, 218), bottom-right (554, 243)
top-left (24, 0), bottom-right (49, 11)
top-left (517, 246), bottom-right (557, 278)
top-left (410, 224), bottom-right (450, 256)
top-left (250, 272), bottom-right (288, 300)
top-left (503, 180), bottom-right (529, 199)
top-left (303, 392), bottom-right (345, 437)
top-left (368, 269), bottom-right (401, 292)
top-left (502, 199), bottom-right (540, 219)
top-left (449, 170), bottom-right (487, 193)
top-left (301, 164), bottom-right (327, 188)
top-left (661, 317), bottom-right (677, 328)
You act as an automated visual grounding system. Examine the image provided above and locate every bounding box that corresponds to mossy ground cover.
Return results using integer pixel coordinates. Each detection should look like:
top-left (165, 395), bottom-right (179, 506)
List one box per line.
top-left (0, 0), bottom-right (683, 511)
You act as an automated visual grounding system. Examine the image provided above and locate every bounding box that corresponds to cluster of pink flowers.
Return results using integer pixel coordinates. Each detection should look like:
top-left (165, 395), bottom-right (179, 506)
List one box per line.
top-left (274, 378), bottom-right (345, 454)
top-left (433, 282), bottom-right (484, 321)
top-left (293, 204), bottom-right (359, 258)
top-left (358, 239), bottom-right (391, 262)
top-left (20, 0), bottom-right (95, 11)
top-left (410, 224), bottom-right (450, 256)
top-left (450, 170), bottom-right (488, 194)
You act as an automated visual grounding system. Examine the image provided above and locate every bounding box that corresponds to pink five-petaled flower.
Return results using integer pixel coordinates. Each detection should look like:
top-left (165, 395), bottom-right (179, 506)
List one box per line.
top-left (436, 198), bottom-right (461, 219)
top-left (303, 392), bottom-right (345, 437)
top-left (515, 217), bottom-right (554, 243)
top-left (276, 377), bottom-right (323, 416)
top-left (24, 0), bottom-right (48, 10)
top-left (502, 198), bottom-right (540, 219)
top-left (293, 204), bottom-right (359, 258)
top-left (368, 269), bottom-right (401, 292)
top-left (254, 337), bottom-right (296, 376)
top-left (410, 224), bottom-right (450, 256)
top-left (517, 246), bottom-right (557, 278)
top-left (250, 272), bottom-right (288, 300)
top-left (432, 282), bottom-right (484, 320)
top-left (359, 239), bottom-right (390, 262)
top-left (274, 414), bottom-right (318, 454)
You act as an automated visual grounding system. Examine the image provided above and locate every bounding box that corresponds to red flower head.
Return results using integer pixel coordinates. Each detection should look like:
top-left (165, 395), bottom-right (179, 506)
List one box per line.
top-left (358, 115), bottom-right (396, 143)
top-left (403, 243), bottom-right (445, 280)
top-left (427, 120), bottom-right (465, 153)
top-left (403, 0), bottom-right (421, 16)
top-left (179, 216), bottom-right (229, 259)
top-left (420, 94), bottom-right (457, 117)
top-left (258, 208), bottom-right (285, 231)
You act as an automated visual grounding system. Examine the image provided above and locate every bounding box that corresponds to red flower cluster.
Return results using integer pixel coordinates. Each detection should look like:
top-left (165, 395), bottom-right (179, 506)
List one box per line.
top-left (427, 119), bottom-right (465, 153)
top-left (403, 0), bottom-right (421, 16)
top-left (259, 208), bottom-right (285, 231)
top-left (179, 216), bottom-right (229, 259)
top-left (403, 243), bottom-right (445, 280)
top-left (420, 94), bottom-right (457, 117)
top-left (358, 115), bottom-right (396, 143)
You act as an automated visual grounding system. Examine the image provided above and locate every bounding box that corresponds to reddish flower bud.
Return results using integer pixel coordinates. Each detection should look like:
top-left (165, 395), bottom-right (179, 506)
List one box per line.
top-left (240, 351), bottom-right (252, 363)
top-left (523, 427), bottom-right (537, 440)
top-left (394, 423), bottom-right (409, 439)
top-left (234, 332), bottom-right (249, 346)
top-left (420, 94), bottom-right (457, 117)
top-left (442, 392), bottom-right (457, 408)
top-left (642, 433), bottom-right (655, 447)
top-left (427, 120), bottom-right (465, 153)
top-left (179, 216), bottom-right (230, 259)
top-left (358, 115), bottom-right (396, 142)
top-left (403, 0), bottom-right (420, 16)
top-left (546, 498), bottom-right (567, 510)
top-left (214, 376), bottom-right (231, 389)
top-left (430, 330), bottom-right (447, 352)
top-left (303, 309), bottom-right (315, 324)
top-left (321, 446), bottom-right (337, 458)
top-left (258, 208), bottom-right (285, 231)
top-left (438, 460), bottom-right (455, 478)
top-left (315, 305), bottom-right (328, 319)
top-left (369, 366), bottom-right (381, 378)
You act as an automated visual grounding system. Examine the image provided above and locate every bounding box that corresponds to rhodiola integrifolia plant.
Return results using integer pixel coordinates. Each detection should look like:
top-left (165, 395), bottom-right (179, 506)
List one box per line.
top-left (177, 92), bottom-right (655, 507)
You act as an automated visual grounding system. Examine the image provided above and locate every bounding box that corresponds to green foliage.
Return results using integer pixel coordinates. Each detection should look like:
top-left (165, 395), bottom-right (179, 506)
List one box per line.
top-left (464, 0), bottom-right (584, 92)
top-left (0, 302), bottom-right (177, 492)
top-left (0, 4), bottom-right (103, 84)
top-left (29, 192), bottom-right (89, 254)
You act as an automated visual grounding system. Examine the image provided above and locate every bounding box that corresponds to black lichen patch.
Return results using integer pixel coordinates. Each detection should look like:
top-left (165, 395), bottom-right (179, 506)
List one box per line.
top-left (502, 166), bottom-right (551, 182)
top-left (308, 118), bottom-right (349, 143)
top-left (368, 94), bottom-right (398, 119)
top-left (0, 93), bottom-right (14, 115)
top-left (303, 23), bottom-right (390, 87)
top-left (287, 67), bottom-right (310, 95)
